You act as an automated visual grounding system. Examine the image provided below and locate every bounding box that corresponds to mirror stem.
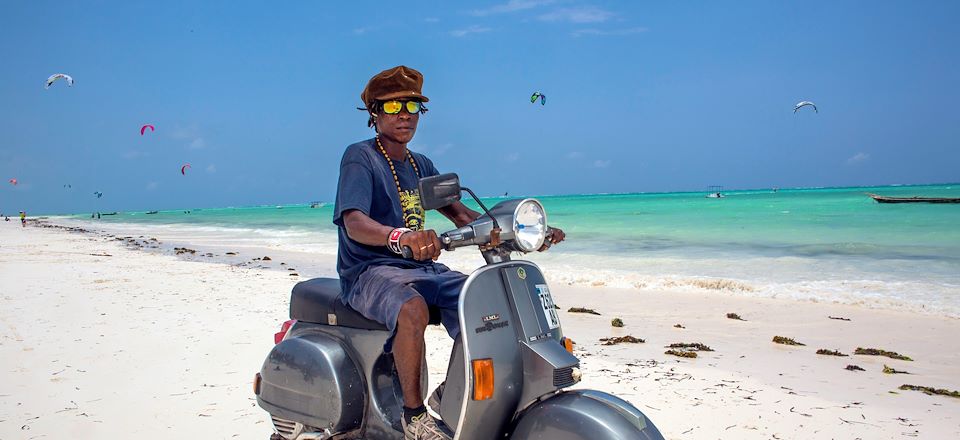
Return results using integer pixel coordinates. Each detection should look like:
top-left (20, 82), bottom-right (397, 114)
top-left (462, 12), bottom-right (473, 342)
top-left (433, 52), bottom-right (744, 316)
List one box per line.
top-left (461, 186), bottom-right (499, 230)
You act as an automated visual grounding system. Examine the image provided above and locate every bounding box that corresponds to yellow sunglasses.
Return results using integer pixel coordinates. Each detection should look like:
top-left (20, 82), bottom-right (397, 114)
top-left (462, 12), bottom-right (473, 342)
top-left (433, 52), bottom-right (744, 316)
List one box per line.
top-left (380, 100), bottom-right (425, 115)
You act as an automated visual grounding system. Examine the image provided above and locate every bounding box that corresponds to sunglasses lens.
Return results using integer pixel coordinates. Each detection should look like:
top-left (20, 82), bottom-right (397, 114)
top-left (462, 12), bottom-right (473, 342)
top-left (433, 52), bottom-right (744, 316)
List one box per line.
top-left (382, 101), bottom-right (402, 114)
top-left (405, 101), bottom-right (421, 114)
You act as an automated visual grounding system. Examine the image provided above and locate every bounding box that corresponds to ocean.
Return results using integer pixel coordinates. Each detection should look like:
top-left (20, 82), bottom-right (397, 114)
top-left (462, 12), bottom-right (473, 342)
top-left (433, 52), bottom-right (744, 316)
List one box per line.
top-left (67, 184), bottom-right (960, 317)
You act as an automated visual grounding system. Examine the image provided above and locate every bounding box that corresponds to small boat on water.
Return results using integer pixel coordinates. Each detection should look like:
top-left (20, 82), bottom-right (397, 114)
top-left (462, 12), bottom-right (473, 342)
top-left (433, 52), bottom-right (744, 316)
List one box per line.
top-left (868, 193), bottom-right (960, 204)
top-left (101, 212), bottom-right (118, 216)
top-left (145, 210), bottom-right (158, 214)
top-left (706, 185), bottom-right (724, 198)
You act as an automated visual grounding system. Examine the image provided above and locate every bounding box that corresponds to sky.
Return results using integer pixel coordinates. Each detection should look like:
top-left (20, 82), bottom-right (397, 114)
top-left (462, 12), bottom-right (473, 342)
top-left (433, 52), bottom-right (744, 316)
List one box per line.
top-left (1, 0), bottom-right (958, 214)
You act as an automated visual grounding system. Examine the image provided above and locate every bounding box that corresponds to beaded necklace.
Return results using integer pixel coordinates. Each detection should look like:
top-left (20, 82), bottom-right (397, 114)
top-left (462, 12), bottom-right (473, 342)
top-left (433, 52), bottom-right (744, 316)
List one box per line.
top-left (375, 135), bottom-right (422, 228)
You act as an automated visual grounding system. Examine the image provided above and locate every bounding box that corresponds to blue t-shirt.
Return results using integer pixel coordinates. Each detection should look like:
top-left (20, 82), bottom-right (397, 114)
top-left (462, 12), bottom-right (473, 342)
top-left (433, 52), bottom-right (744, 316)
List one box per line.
top-left (333, 138), bottom-right (440, 298)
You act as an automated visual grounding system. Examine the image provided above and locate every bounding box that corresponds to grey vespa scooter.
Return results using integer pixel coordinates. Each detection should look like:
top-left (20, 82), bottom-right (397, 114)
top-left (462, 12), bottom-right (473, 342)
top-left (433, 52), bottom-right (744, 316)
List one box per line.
top-left (254, 174), bottom-right (664, 440)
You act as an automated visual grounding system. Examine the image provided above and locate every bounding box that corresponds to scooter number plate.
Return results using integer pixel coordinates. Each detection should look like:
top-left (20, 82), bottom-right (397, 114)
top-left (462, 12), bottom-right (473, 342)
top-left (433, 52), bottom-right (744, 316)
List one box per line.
top-left (536, 284), bottom-right (561, 330)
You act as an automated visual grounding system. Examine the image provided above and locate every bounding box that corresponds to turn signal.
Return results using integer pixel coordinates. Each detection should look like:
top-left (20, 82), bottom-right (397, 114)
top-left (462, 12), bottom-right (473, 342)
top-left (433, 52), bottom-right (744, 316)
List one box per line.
top-left (472, 358), bottom-right (495, 401)
top-left (562, 337), bottom-right (575, 353)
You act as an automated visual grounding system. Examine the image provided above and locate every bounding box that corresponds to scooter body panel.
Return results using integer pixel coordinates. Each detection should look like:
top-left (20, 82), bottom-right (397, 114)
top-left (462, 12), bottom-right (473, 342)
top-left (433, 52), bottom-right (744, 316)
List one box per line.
top-left (450, 261), bottom-right (579, 440)
top-left (509, 389), bottom-right (665, 440)
top-left (258, 321), bottom-right (424, 439)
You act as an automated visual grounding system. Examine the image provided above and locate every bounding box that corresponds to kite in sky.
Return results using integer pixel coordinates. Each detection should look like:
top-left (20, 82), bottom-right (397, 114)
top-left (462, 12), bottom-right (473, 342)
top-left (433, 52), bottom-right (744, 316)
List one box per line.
top-left (181, 163), bottom-right (191, 175)
top-left (45, 73), bottom-right (74, 89)
top-left (140, 124), bottom-right (155, 136)
top-left (93, 191), bottom-right (103, 198)
top-left (530, 91), bottom-right (546, 106)
top-left (8, 178), bottom-right (17, 186)
top-left (794, 101), bottom-right (818, 113)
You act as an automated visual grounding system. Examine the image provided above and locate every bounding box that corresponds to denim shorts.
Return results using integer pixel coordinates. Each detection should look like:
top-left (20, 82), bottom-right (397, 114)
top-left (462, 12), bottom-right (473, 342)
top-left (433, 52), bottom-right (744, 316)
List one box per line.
top-left (342, 263), bottom-right (466, 352)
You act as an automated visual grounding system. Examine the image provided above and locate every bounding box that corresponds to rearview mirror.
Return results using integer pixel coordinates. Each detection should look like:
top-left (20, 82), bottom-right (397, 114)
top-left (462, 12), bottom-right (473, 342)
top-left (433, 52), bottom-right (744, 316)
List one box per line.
top-left (418, 173), bottom-right (462, 210)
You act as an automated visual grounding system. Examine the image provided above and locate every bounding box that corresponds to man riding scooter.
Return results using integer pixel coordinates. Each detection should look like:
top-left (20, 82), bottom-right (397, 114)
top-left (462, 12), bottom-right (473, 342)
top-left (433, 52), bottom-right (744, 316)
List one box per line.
top-left (334, 65), bottom-right (565, 439)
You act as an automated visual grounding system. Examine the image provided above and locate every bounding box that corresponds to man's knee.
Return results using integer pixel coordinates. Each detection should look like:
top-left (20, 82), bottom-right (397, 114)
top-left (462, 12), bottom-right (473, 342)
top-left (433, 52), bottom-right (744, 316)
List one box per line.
top-left (397, 296), bottom-right (429, 331)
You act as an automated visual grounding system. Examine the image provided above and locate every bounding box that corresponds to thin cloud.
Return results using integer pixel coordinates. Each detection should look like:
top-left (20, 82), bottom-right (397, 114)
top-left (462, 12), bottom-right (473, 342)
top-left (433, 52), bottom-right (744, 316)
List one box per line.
top-left (572, 27), bottom-right (648, 37)
top-left (566, 151), bottom-right (583, 159)
top-left (122, 149), bottom-right (150, 160)
top-left (146, 181), bottom-right (159, 191)
top-left (593, 159), bottom-right (611, 168)
top-left (469, 0), bottom-right (555, 16)
top-left (450, 25), bottom-right (493, 37)
top-left (846, 152), bottom-right (870, 165)
top-left (189, 138), bottom-right (206, 149)
top-left (206, 164), bottom-right (217, 174)
top-left (424, 17), bottom-right (440, 23)
top-left (353, 27), bottom-right (371, 35)
top-left (506, 152), bottom-right (520, 162)
top-left (538, 6), bottom-right (614, 23)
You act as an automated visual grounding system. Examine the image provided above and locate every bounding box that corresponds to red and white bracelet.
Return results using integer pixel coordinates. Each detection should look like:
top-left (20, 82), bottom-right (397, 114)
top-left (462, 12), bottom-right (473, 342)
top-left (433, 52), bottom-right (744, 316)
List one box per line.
top-left (387, 227), bottom-right (412, 254)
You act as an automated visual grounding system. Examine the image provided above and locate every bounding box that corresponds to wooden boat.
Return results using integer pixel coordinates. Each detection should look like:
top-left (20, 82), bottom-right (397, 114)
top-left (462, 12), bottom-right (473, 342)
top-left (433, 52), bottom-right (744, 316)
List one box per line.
top-left (868, 193), bottom-right (960, 204)
top-left (145, 210), bottom-right (158, 214)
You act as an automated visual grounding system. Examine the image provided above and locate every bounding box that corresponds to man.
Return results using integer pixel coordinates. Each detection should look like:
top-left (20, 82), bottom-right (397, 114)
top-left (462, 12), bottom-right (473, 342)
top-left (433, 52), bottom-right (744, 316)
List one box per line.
top-left (19, 211), bottom-right (26, 227)
top-left (333, 66), bottom-right (563, 440)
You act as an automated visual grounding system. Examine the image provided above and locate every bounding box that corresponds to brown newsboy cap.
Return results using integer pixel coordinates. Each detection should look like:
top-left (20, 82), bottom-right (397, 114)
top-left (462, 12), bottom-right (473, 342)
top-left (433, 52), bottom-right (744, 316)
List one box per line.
top-left (360, 65), bottom-right (429, 109)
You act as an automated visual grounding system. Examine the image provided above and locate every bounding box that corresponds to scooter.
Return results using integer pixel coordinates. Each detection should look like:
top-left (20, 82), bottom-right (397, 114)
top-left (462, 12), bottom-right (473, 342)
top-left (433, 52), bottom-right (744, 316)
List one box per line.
top-left (254, 173), bottom-right (665, 439)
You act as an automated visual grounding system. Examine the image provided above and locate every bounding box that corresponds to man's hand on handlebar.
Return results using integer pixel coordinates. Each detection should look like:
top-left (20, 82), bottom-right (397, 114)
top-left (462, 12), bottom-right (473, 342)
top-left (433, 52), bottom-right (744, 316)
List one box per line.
top-left (539, 226), bottom-right (566, 252)
top-left (400, 230), bottom-right (443, 261)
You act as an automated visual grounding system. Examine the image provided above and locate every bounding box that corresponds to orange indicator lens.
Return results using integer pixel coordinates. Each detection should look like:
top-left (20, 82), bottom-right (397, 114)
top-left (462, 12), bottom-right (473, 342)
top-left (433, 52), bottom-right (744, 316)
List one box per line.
top-left (472, 358), bottom-right (495, 401)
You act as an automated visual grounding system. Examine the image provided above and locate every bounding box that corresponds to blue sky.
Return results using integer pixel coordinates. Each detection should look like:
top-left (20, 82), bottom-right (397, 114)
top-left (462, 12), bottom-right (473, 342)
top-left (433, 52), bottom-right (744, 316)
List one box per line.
top-left (2, 1), bottom-right (958, 214)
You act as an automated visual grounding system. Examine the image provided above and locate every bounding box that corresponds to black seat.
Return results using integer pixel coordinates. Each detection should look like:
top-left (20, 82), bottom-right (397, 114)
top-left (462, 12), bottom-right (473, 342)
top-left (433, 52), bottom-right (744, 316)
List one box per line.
top-left (290, 278), bottom-right (387, 330)
top-left (290, 278), bottom-right (443, 330)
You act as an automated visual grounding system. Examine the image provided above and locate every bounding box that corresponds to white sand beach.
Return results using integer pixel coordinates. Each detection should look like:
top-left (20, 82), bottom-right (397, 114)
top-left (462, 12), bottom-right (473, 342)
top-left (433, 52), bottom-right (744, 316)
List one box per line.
top-left (1, 220), bottom-right (958, 439)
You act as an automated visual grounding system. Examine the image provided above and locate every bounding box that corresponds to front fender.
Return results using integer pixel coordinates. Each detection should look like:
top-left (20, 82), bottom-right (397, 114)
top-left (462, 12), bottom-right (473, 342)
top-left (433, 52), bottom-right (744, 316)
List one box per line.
top-left (509, 390), bottom-right (664, 440)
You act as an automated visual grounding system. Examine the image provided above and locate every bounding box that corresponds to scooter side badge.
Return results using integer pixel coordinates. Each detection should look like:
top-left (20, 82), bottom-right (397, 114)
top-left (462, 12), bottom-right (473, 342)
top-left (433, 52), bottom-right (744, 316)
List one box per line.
top-left (517, 267), bottom-right (527, 279)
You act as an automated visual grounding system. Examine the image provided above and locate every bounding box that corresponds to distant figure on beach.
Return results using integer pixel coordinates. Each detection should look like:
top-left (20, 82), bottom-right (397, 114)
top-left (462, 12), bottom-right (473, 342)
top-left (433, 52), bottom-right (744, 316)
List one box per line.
top-left (19, 211), bottom-right (26, 227)
top-left (336, 66), bottom-right (567, 438)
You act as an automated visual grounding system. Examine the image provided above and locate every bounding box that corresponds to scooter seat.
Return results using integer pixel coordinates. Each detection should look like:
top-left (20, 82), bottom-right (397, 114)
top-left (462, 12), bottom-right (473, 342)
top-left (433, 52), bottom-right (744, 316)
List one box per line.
top-left (290, 278), bottom-right (388, 330)
top-left (290, 278), bottom-right (444, 330)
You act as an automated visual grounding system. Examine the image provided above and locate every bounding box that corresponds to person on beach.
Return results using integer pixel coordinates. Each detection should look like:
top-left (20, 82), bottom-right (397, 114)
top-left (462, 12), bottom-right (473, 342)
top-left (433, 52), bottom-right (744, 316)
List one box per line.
top-left (334, 66), bottom-right (564, 440)
top-left (19, 211), bottom-right (26, 227)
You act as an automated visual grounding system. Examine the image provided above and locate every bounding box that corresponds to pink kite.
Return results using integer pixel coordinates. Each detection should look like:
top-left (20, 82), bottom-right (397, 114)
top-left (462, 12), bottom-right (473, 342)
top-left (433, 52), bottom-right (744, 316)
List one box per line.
top-left (8, 178), bottom-right (17, 186)
top-left (181, 164), bottom-right (191, 175)
top-left (140, 124), bottom-right (155, 136)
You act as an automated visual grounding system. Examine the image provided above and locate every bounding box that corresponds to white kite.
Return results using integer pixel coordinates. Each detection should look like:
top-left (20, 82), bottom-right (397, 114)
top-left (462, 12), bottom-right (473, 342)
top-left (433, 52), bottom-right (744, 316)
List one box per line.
top-left (45, 73), bottom-right (74, 89)
top-left (794, 101), bottom-right (817, 113)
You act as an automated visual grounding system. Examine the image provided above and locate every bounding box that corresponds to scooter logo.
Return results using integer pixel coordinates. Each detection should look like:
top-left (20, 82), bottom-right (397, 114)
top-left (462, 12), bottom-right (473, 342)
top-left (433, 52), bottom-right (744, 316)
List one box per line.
top-left (475, 314), bottom-right (510, 334)
top-left (517, 267), bottom-right (526, 279)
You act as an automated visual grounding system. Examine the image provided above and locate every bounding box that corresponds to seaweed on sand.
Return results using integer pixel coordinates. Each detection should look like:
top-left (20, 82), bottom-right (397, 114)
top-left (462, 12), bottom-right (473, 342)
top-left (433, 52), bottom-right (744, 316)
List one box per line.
top-left (898, 384), bottom-right (960, 398)
top-left (845, 365), bottom-right (865, 371)
top-left (828, 316), bottom-right (851, 321)
top-left (772, 336), bottom-right (805, 346)
top-left (600, 336), bottom-right (644, 345)
top-left (726, 313), bottom-right (746, 321)
top-left (816, 349), bottom-right (848, 357)
top-left (854, 347), bottom-right (913, 361)
top-left (666, 342), bottom-right (713, 352)
top-left (673, 324), bottom-right (685, 329)
top-left (665, 349), bottom-right (697, 358)
top-left (611, 318), bottom-right (624, 327)
top-left (883, 365), bottom-right (910, 375)
top-left (568, 307), bottom-right (601, 315)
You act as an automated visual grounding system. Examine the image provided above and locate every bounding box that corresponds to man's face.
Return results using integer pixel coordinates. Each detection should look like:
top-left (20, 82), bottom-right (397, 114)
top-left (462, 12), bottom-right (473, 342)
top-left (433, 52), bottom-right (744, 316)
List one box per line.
top-left (375, 100), bottom-right (420, 144)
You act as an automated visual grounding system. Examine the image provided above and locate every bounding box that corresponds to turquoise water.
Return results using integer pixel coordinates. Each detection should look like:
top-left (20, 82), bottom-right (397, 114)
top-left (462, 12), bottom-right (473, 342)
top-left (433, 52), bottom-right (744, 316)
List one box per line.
top-left (68, 184), bottom-right (960, 316)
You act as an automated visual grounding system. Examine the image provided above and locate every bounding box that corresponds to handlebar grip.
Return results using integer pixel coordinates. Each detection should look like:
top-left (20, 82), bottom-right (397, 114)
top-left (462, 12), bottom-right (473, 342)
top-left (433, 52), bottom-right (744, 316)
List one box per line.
top-left (401, 246), bottom-right (414, 259)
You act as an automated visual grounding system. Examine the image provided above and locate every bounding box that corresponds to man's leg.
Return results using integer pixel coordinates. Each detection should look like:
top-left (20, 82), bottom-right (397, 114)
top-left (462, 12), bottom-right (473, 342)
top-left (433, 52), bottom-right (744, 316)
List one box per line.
top-left (394, 295), bottom-right (430, 408)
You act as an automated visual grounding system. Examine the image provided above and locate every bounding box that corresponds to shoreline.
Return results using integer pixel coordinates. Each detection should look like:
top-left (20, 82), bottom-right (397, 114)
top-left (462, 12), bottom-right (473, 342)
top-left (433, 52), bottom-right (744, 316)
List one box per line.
top-left (2, 220), bottom-right (958, 439)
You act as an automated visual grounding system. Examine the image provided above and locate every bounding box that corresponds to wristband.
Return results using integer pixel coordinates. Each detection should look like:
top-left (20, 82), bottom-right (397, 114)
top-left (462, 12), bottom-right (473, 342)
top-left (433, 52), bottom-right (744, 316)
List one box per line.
top-left (388, 227), bottom-right (412, 254)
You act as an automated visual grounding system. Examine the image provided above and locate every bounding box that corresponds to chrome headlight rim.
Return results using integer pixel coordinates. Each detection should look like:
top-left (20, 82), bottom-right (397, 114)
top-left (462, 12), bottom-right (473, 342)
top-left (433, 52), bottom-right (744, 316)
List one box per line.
top-left (512, 198), bottom-right (547, 252)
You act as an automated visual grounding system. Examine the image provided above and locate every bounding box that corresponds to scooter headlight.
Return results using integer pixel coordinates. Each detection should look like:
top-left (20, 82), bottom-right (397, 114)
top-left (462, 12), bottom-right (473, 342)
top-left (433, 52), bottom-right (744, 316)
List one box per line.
top-left (513, 199), bottom-right (547, 252)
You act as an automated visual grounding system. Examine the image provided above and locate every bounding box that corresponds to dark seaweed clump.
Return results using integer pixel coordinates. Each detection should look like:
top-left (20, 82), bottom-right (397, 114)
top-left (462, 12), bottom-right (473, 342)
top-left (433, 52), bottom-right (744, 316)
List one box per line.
top-left (568, 307), bottom-right (601, 315)
top-left (816, 349), bottom-right (848, 357)
top-left (845, 365), bottom-right (865, 371)
top-left (666, 342), bottom-right (713, 352)
top-left (883, 365), bottom-right (910, 375)
top-left (726, 313), bottom-right (746, 321)
top-left (611, 318), bottom-right (624, 328)
top-left (665, 349), bottom-right (697, 358)
top-left (600, 336), bottom-right (644, 346)
top-left (898, 384), bottom-right (960, 398)
top-left (854, 347), bottom-right (912, 361)
top-left (773, 336), bottom-right (805, 346)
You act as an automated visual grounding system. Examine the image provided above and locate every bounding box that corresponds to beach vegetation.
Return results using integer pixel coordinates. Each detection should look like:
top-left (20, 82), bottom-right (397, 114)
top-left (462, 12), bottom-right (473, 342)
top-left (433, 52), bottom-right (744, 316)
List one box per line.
top-left (898, 384), bottom-right (960, 398)
top-left (773, 336), bottom-right (805, 346)
top-left (666, 342), bottom-right (713, 351)
top-left (600, 336), bottom-right (644, 345)
top-left (568, 307), bottom-right (601, 315)
top-left (726, 312), bottom-right (746, 321)
top-left (845, 365), bottom-right (865, 371)
top-left (665, 349), bottom-right (697, 358)
top-left (883, 365), bottom-right (910, 374)
top-left (673, 324), bottom-right (685, 329)
top-left (855, 347), bottom-right (912, 361)
top-left (611, 318), bottom-right (624, 327)
top-left (816, 349), bottom-right (848, 357)
top-left (828, 316), bottom-right (852, 321)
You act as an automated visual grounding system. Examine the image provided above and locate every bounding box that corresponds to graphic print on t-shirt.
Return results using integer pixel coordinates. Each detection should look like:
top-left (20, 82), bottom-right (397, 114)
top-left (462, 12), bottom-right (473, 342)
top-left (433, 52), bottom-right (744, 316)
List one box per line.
top-left (400, 189), bottom-right (425, 231)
